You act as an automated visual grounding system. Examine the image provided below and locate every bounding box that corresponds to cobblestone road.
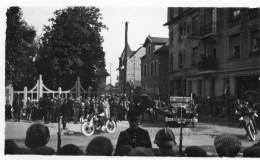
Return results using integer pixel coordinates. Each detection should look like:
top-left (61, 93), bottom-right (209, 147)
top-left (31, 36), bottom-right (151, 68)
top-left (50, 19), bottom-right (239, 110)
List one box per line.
top-left (5, 115), bottom-right (260, 156)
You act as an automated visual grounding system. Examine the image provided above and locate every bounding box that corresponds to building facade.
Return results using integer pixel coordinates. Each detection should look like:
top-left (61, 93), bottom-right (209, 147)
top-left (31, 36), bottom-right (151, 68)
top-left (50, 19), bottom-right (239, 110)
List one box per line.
top-left (141, 36), bottom-right (169, 98)
top-left (126, 47), bottom-right (146, 96)
top-left (117, 43), bottom-right (134, 93)
top-left (165, 8), bottom-right (260, 98)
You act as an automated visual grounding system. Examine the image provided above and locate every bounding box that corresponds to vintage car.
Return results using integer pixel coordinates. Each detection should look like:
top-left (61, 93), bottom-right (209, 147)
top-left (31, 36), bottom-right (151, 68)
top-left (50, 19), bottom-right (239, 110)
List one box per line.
top-left (164, 96), bottom-right (198, 127)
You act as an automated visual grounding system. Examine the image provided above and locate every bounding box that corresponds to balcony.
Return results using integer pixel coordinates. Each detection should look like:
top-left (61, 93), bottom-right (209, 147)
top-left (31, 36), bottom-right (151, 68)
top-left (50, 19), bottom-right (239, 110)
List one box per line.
top-left (200, 22), bottom-right (219, 40)
top-left (198, 54), bottom-right (218, 71)
top-left (228, 16), bottom-right (241, 29)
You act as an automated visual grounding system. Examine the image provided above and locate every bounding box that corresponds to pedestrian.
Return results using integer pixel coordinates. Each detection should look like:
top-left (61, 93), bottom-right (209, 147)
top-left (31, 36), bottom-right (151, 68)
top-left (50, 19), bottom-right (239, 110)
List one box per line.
top-left (61, 99), bottom-right (69, 129)
top-left (86, 136), bottom-right (113, 156)
top-left (12, 94), bottom-right (23, 122)
top-left (153, 128), bottom-right (177, 156)
top-left (5, 100), bottom-right (12, 121)
top-left (43, 94), bottom-right (51, 124)
top-left (114, 110), bottom-right (152, 156)
top-left (102, 95), bottom-right (110, 120)
top-left (74, 96), bottom-right (81, 124)
top-left (67, 94), bottom-right (75, 122)
top-left (26, 97), bottom-right (32, 120)
top-left (110, 97), bottom-right (119, 124)
top-left (85, 97), bottom-right (92, 119)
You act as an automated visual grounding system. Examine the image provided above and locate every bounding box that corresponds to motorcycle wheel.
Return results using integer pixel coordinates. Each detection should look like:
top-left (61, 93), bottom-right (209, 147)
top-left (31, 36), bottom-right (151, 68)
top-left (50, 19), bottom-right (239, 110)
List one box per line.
top-left (246, 122), bottom-right (256, 141)
top-left (106, 120), bottom-right (116, 133)
top-left (81, 121), bottom-right (95, 136)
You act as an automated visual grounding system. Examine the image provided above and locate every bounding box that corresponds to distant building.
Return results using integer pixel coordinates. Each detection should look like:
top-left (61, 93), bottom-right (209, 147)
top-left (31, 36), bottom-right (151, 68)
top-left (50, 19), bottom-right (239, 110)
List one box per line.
top-left (126, 46), bottom-right (146, 96)
top-left (117, 43), bottom-right (134, 93)
top-left (164, 8), bottom-right (260, 98)
top-left (141, 36), bottom-right (169, 98)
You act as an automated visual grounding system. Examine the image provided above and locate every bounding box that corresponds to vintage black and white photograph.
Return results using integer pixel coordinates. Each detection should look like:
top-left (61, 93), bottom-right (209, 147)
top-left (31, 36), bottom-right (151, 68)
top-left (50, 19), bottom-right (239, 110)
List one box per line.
top-left (3, 0), bottom-right (260, 158)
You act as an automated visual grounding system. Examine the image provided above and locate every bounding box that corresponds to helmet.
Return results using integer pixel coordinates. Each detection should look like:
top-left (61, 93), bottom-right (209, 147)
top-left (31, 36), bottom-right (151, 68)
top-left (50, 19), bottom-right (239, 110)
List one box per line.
top-left (25, 123), bottom-right (50, 149)
top-left (214, 134), bottom-right (241, 157)
top-left (154, 128), bottom-right (177, 146)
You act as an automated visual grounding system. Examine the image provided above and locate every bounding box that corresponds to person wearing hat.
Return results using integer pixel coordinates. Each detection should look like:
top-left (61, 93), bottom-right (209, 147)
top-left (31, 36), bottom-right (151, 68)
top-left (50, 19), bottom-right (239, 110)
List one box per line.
top-left (24, 123), bottom-right (54, 154)
top-left (114, 110), bottom-right (152, 156)
top-left (154, 128), bottom-right (177, 156)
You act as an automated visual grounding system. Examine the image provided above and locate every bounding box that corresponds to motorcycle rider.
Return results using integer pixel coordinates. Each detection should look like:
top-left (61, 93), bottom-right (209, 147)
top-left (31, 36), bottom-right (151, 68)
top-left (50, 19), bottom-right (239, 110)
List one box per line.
top-left (97, 94), bottom-right (106, 127)
top-left (235, 99), bottom-right (257, 134)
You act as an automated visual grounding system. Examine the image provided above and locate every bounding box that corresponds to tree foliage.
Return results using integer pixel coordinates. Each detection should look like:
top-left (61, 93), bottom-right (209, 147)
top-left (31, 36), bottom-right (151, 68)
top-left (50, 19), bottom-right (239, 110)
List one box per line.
top-left (5, 7), bottom-right (37, 90)
top-left (38, 6), bottom-right (107, 90)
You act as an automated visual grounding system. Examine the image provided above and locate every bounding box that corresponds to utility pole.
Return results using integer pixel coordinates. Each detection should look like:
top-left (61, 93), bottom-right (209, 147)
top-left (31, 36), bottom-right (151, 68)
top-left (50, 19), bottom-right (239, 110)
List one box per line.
top-left (123, 22), bottom-right (128, 94)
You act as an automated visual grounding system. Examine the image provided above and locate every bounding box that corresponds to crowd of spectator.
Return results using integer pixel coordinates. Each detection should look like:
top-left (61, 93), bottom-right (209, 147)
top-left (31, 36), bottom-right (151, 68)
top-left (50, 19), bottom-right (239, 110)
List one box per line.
top-left (5, 110), bottom-right (260, 157)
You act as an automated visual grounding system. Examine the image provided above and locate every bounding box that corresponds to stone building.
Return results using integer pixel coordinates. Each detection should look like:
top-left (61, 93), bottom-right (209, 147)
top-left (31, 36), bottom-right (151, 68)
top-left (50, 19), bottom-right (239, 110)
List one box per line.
top-left (164, 8), bottom-right (260, 98)
top-left (140, 36), bottom-right (169, 98)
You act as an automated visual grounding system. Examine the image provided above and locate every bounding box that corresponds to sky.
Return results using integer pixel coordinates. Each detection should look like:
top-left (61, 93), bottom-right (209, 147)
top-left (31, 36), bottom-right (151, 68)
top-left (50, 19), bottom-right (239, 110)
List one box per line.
top-left (4, 0), bottom-right (259, 88)
top-left (18, 6), bottom-right (168, 86)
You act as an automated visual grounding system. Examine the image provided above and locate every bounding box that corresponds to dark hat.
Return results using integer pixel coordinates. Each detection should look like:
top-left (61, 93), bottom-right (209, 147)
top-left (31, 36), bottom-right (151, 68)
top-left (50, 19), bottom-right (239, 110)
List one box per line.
top-left (127, 110), bottom-right (141, 119)
top-left (86, 136), bottom-right (113, 156)
top-left (117, 145), bottom-right (133, 156)
top-left (25, 123), bottom-right (50, 149)
top-left (184, 146), bottom-right (207, 157)
top-left (214, 134), bottom-right (241, 157)
top-left (57, 144), bottom-right (83, 155)
top-left (243, 146), bottom-right (260, 157)
top-left (5, 139), bottom-right (19, 154)
top-left (33, 146), bottom-right (55, 155)
top-left (154, 128), bottom-right (177, 146)
top-left (127, 147), bottom-right (154, 156)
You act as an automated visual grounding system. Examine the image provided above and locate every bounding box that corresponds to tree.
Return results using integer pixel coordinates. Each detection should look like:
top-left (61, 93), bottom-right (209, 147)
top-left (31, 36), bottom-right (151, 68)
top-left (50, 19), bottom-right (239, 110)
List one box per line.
top-left (6, 7), bottom-right (37, 90)
top-left (38, 6), bottom-right (107, 90)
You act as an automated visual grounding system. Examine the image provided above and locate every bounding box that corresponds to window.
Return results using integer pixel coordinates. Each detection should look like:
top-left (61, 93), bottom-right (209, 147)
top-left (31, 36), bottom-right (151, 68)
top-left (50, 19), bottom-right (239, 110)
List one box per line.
top-left (228, 9), bottom-right (241, 28)
top-left (144, 64), bottom-right (147, 78)
top-left (192, 47), bottom-right (198, 66)
top-left (249, 30), bottom-right (260, 56)
top-left (229, 34), bottom-right (240, 60)
top-left (150, 62), bottom-right (154, 77)
top-left (169, 29), bottom-right (174, 45)
top-left (198, 80), bottom-right (202, 96)
top-left (148, 45), bottom-right (151, 56)
top-left (188, 80), bottom-right (192, 95)
top-left (212, 48), bottom-right (216, 58)
top-left (183, 51), bottom-right (186, 65)
top-left (179, 21), bottom-right (187, 40)
top-left (154, 61), bottom-right (157, 77)
top-left (178, 53), bottom-right (183, 69)
top-left (170, 55), bottom-right (173, 71)
top-left (192, 16), bottom-right (199, 35)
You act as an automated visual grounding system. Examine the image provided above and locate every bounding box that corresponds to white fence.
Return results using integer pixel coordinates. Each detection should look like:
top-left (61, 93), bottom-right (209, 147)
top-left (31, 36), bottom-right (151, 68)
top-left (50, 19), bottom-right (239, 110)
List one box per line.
top-left (5, 75), bottom-right (97, 107)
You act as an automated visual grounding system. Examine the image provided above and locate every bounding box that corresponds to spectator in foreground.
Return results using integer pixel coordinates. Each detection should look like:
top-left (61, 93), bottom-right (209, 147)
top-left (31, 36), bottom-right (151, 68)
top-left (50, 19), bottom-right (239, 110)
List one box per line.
top-left (86, 136), bottom-right (113, 156)
top-left (243, 146), bottom-right (260, 157)
top-left (214, 134), bottom-right (241, 157)
top-left (116, 145), bottom-right (133, 156)
top-left (57, 144), bottom-right (83, 155)
top-left (114, 110), bottom-right (152, 156)
top-left (154, 128), bottom-right (177, 156)
top-left (5, 139), bottom-right (34, 155)
top-left (127, 147), bottom-right (154, 156)
top-left (24, 123), bottom-right (54, 155)
top-left (184, 146), bottom-right (207, 157)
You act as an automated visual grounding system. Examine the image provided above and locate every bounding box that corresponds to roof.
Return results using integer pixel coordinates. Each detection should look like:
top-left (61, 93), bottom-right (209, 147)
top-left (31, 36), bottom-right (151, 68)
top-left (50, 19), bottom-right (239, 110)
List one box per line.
top-left (154, 43), bottom-right (169, 54)
top-left (130, 46), bottom-right (143, 58)
top-left (119, 42), bottom-right (134, 60)
top-left (143, 36), bottom-right (169, 47)
top-left (140, 55), bottom-right (146, 59)
top-left (95, 68), bottom-right (110, 76)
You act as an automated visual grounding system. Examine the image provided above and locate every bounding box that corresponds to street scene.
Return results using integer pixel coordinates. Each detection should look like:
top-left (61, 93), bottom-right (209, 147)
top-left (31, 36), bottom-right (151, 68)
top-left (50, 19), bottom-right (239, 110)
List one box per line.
top-left (4, 4), bottom-right (260, 158)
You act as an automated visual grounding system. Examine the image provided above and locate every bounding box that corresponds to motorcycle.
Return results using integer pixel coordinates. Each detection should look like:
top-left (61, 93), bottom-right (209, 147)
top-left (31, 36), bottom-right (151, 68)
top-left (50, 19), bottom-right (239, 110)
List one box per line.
top-left (147, 106), bottom-right (158, 123)
top-left (236, 105), bottom-right (258, 141)
top-left (81, 113), bottom-right (116, 136)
